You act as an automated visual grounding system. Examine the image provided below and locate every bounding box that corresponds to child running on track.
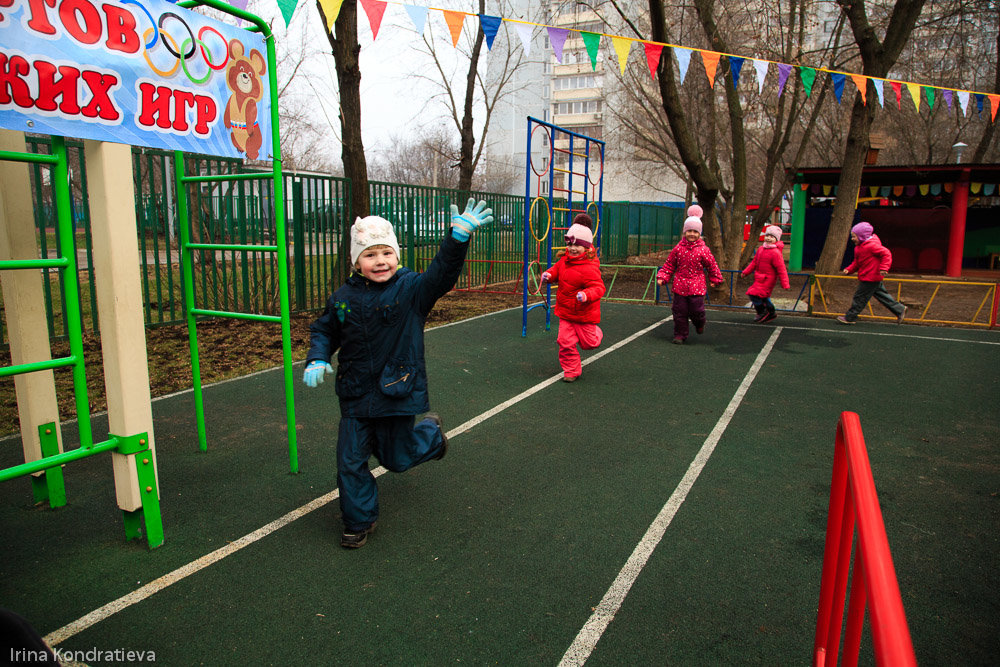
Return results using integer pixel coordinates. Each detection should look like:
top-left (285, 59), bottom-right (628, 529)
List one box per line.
top-left (540, 214), bottom-right (606, 382)
top-left (303, 200), bottom-right (493, 548)
top-left (656, 205), bottom-right (724, 344)
top-left (837, 221), bottom-right (907, 325)
top-left (741, 224), bottom-right (790, 323)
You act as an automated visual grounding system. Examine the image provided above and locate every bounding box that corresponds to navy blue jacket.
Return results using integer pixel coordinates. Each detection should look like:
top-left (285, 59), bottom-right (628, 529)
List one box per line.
top-left (306, 233), bottom-right (468, 417)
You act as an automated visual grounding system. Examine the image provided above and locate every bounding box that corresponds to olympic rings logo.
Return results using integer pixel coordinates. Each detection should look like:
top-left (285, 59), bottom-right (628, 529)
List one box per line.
top-left (125, 1), bottom-right (231, 85)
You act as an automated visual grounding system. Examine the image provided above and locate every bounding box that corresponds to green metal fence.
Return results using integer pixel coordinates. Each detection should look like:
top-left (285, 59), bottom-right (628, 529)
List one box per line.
top-left (3, 140), bottom-right (685, 344)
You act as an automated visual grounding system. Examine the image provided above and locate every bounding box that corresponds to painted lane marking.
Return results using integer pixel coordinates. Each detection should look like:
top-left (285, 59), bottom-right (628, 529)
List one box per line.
top-left (558, 327), bottom-right (783, 666)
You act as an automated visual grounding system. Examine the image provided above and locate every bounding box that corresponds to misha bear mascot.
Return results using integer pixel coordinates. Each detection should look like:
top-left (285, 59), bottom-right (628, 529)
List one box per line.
top-left (223, 39), bottom-right (266, 160)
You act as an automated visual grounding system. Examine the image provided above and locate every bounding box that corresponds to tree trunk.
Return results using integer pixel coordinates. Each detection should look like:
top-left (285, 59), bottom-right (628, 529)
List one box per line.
top-left (972, 18), bottom-right (1000, 162)
top-left (457, 0), bottom-right (486, 194)
top-left (320, 0), bottom-right (369, 279)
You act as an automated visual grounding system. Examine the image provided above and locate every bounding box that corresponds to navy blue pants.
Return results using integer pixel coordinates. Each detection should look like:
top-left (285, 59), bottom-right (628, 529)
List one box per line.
top-left (749, 295), bottom-right (775, 316)
top-left (337, 415), bottom-right (444, 532)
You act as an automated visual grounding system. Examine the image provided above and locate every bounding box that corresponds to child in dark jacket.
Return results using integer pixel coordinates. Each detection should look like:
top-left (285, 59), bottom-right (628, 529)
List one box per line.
top-left (303, 200), bottom-right (493, 548)
top-left (539, 214), bottom-right (606, 382)
top-left (741, 225), bottom-right (790, 323)
top-left (656, 206), bottom-right (724, 344)
top-left (836, 221), bottom-right (907, 325)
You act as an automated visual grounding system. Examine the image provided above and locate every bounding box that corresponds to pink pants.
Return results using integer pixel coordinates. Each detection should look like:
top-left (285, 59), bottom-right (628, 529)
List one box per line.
top-left (557, 319), bottom-right (604, 378)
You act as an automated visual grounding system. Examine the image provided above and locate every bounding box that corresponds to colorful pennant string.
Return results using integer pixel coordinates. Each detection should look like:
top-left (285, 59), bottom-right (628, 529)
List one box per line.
top-left (337, 0), bottom-right (998, 122)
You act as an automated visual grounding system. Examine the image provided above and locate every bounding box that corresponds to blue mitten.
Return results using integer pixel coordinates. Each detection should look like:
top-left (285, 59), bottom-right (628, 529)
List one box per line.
top-left (449, 198), bottom-right (494, 242)
top-left (303, 360), bottom-right (334, 388)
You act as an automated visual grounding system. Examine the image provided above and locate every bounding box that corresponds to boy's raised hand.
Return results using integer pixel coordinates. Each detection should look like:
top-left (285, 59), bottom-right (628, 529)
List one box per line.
top-left (303, 360), bottom-right (334, 388)
top-left (450, 198), bottom-right (494, 242)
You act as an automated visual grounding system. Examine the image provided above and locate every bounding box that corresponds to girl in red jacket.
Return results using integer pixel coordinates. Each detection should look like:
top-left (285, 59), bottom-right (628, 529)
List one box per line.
top-left (741, 225), bottom-right (790, 323)
top-left (837, 222), bottom-right (907, 325)
top-left (540, 214), bottom-right (606, 382)
top-left (656, 206), bottom-right (724, 344)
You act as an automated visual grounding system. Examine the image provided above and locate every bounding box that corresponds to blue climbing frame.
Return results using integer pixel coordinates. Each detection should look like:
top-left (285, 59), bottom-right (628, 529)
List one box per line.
top-left (521, 117), bottom-right (605, 336)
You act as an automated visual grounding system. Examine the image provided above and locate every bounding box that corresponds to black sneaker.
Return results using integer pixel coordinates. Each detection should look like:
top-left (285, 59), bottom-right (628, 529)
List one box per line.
top-left (695, 324), bottom-right (705, 334)
top-left (426, 413), bottom-right (448, 460)
top-left (341, 522), bottom-right (376, 549)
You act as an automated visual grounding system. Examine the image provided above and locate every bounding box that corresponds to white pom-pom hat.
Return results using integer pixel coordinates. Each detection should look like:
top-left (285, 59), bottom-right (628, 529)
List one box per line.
top-left (350, 216), bottom-right (401, 266)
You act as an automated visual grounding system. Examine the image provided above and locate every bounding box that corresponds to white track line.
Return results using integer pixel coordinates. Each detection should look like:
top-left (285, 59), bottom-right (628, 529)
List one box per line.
top-left (713, 319), bottom-right (1000, 345)
top-left (43, 314), bottom-right (672, 647)
top-left (558, 327), bottom-right (783, 667)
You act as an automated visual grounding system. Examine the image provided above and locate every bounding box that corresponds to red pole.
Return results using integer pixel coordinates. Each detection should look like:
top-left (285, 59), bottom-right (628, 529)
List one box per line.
top-left (946, 169), bottom-right (971, 277)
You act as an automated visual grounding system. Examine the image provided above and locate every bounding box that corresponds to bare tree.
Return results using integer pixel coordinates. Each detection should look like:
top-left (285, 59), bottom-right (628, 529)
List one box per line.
top-left (814, 0), bottom-right (927, 274)
top-left (410, 0), bottom-right (536, 194)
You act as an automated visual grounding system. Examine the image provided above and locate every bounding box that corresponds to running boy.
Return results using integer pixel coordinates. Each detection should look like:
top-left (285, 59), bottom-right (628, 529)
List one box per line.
top-left (303, 200), bottom-right (493, 548)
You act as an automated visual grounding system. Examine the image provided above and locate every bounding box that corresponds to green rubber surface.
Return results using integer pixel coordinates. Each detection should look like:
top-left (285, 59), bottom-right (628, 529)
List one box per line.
top-left (1, 303), bottom-right (997, 664)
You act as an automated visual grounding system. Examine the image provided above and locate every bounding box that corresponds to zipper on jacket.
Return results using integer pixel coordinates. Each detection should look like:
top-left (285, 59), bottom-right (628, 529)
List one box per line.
top-left (384, 373), bottom-right (410, 388)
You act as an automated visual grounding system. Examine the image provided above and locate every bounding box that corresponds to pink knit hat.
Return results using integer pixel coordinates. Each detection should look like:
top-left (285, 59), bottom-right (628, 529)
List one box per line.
top-left (682, 216), bottom-right (703, 234)
top-left (851, 222), bottom-right (873, 242)
top-left (565, 223), bottom-right (594, 248)
top-left (764, 225), bottom-right (782, 241)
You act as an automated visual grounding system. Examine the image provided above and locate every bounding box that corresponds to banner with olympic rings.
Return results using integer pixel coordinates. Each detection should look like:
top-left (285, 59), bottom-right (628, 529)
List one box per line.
top-left (0, 0), bottom-right (273, 160)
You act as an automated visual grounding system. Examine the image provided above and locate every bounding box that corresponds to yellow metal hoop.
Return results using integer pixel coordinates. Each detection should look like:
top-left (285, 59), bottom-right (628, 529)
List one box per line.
top-left (529, 196), bottom-right (552, 243)
top-left (586, 200), bottom-right (600, 239)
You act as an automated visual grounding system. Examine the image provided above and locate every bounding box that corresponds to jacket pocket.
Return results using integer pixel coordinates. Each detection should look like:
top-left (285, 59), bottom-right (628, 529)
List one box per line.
top-left (335, 361), bottom-right (366, 399)
top-left (379, 361), bottom-right (417, 398)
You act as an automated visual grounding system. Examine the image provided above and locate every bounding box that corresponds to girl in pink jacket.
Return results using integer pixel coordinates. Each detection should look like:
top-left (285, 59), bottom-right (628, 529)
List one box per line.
top-left (656, 206), bottom-right (724, 344)
top-left (741, 225), bottom-right (790, 323)
top-left (540, 215), bottom-right (606, 381)
top-left (837, 222), bottom-right (907, 325)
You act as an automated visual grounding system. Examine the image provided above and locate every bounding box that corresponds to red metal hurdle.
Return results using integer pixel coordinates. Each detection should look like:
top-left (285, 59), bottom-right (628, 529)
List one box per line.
top-left (813, 412), bottom-right (917, 667)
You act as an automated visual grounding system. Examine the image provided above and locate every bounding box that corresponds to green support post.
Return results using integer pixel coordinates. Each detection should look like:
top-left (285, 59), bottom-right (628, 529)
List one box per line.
top-left (293, 179), bottom-right (305, 310)
top-left (36, 422), bottom-right (66, 507)
top-left (116, 432), bottom-right (163, 549)
top-left (790, 180), bottom-right (806, 272)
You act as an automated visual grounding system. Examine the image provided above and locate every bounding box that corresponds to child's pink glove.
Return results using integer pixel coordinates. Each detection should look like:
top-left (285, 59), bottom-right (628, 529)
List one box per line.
top-left (540, 271), bottom-right (552, 283)
top-left (576, 291), bottom-right (587, 302)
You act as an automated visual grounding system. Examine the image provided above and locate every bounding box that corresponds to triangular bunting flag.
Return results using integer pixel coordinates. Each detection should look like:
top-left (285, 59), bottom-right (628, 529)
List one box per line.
top-left (480, 15), bottom-right (502, 50)
top-left (752, 59), bottom-right (768, 94)
top-left (831, 72), bottom-right (846, 103)
top-left (958, 90), bottom-right (970, 114)
top-left (905, 82), bottom-right (921, 111)
top-left (799, 67), bottom-right (816, 97)
top-left (944, 182), bottom-right (953, 193)
top-left (990, 94), bottom-right (1000, 121)
top-left (893, 185), bottom-right (904, 196)
top-left (971, 182), bottom-right (982, 194)
top-left (611, 37), bottom-right (632, 75)
top-left (359, 0), bottom-right (387, 39)
top-left (701, 51), bottom-right (721, 87)
top-left (318, 0), bottom-right (343, 29)
top-left (644, 42), bottom-right (664, 79)
top-left (924, 86), bottom-right (935, 111)
top-left (975, 93), bottom-right (985, 116)
top-left (674, 47), bottom-right (692, 83)
top-left (728, 56), bottom-right (744, 89)
top-left (823, 185), bottom-right (832, 196)
top-left (919, 184), bottom-right (929, 195)
top-left (930, 183), bottom-right (942, 195)
top-left (442, 10), bottom-right (465, 47)
top-left (872, 79), bottom-right (884, 106)
top-left (942, 89), bottom-right (953, 109)
top-left (880, 186), bottom-right (890, 197)
top-left (276, 0), bottom-right (299, 26)
top-left (890, 81), bottom-right (903, 108)
top-left (404, 3), bottom-right (427, 34)
top-left (869, 186), bottom-right (879, 198)
top-left (548, 27), bottom-right (569, 62)
top-left (985, 183), bottom-right (996, 195)
top-left (850, 74), bottom-right (867, 104)
top-left (777, 63), bottom-right (792, 96)
top-left (513, 22), bottom-right (533, 56)
top-left (581, 31), bottom-right (601, 71)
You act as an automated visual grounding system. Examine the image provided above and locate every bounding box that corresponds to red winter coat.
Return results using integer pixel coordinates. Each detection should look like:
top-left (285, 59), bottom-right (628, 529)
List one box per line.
top-left (657, 238), bottom-right (724, 296)
top-left (545, 253), bottom-right (605, 324)
top-left (845, 234), bottom-right (892, 281)
top-left (741, 242), bottom-right (790, 298)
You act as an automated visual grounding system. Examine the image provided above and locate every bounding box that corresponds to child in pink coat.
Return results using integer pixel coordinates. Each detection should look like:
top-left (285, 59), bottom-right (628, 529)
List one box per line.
top-left (656, 206), bottom-right (724, 344)
top-left (741, 225), bottom-right (790, 323)
top-left (837, 222), bottom-right (907, 325)
top-left (540, 215), bottom-right (606, 381)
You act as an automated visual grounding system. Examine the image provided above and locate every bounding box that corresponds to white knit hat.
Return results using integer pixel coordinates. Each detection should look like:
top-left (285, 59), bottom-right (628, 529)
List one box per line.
top-left (565, 223), bottom-right (594, 248)
top-left (350, 216), bottom-right (400, 266)
top-left (682, 216), bottom-right (703, 234)
top-left (764, 225), bottom-right (782, 241)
